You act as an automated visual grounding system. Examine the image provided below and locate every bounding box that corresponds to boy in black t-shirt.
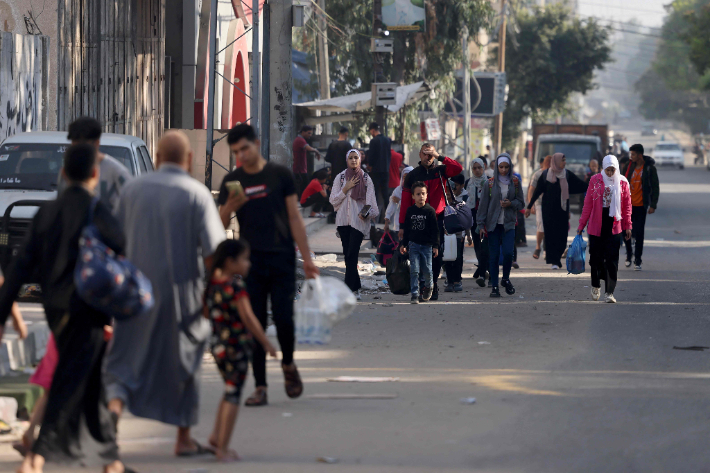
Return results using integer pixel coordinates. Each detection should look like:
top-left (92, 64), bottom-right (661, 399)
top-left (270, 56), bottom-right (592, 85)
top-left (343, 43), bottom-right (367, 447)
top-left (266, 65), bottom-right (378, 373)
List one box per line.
top-left (400, 182), bottom-right (439, 304)
top-left (217, 124), bottom-right (319, 407)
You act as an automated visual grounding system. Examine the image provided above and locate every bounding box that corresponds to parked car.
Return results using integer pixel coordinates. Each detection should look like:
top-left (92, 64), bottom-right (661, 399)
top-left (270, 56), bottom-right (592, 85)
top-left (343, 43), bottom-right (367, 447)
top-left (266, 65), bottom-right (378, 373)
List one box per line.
top-left (0, 131), bottom-right (153, 269)
top-left (641, 123), bottom-right (658, 136)
top-left (652, 142), bottom-right (684, 169)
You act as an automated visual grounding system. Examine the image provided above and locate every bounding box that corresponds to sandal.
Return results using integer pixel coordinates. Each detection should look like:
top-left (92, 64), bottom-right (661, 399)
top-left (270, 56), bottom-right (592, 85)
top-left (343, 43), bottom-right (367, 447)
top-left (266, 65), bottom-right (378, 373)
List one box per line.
top-left (176, 438), bottom-right (215, 457)
top-left (533, 248), bottom-right (541, 259)
top-left (282, 363), bottom-right (303, 399)
top-left (244, 388), bottom-right (268, 407)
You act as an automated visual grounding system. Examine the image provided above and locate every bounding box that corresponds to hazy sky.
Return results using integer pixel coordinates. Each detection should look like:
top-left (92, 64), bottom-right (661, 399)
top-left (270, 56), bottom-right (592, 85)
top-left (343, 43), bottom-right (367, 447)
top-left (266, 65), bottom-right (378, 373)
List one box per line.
top-left (577, 0), bottom-right (669, 28)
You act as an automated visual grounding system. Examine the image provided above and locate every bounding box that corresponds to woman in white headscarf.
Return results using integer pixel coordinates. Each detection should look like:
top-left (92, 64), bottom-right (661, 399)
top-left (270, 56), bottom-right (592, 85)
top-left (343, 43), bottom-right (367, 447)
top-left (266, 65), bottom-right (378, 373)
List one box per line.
top-left (526, 153), bottom-right (588, 269)
top-left (330, 149), bottom-right (379, 300)
top-left (466, 157), bottom-right (490, 286)
top-left (384, 165), bottom-right (414, 233)
top-left (577, 155), bottom-right (632, 303)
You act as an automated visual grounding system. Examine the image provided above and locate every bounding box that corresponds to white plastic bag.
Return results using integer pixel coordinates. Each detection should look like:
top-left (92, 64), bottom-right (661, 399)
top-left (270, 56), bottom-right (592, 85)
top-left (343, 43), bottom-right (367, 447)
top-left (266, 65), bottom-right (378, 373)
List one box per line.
top-left (442, 234), bottom-right (458, 262)
top-left (296, 276), bottom-right (357, 344)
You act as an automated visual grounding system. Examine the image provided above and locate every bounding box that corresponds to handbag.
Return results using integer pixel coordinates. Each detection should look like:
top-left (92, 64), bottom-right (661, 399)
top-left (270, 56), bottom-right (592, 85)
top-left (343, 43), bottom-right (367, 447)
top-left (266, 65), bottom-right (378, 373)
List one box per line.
top-left (376, 231), bottom-right (399, 266)
top-left (385, 252), bottom-right (411, 295)
top-left (74, 200), bottom-right (154, 320)
top-left (438, 171), bottom-right (473, 235)
top-left (442, 233), bottom-right (458, 262)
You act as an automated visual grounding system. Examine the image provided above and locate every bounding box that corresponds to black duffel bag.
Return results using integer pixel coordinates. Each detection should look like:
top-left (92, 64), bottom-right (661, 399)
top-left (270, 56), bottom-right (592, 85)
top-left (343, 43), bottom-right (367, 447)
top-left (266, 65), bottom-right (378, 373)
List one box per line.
top-left (385, 252), bottom-right (410, 295)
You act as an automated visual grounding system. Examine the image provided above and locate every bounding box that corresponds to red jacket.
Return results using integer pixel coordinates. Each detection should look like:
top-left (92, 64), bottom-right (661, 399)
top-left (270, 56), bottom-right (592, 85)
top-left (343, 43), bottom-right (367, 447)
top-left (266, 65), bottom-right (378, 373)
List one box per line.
top-left (577, 173), bottom-right (632, 237)
top-left (398, 157), bottom-right (463, 224)
top-left (388, 150), bottom-right (403, 188)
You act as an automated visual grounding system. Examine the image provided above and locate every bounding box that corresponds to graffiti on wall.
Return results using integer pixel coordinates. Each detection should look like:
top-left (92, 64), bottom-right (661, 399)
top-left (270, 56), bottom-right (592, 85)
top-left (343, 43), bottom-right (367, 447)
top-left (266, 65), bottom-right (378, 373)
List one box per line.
top-left (0, 32), bottom-right (46, 140)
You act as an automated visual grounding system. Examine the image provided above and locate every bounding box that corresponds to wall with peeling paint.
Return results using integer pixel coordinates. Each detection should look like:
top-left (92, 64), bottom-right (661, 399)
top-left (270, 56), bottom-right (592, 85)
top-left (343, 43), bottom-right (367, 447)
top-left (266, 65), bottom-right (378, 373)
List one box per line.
top-left (0, 0), bottom-right (58, 131)
top-left (0, 32), bottom-right (49, 140)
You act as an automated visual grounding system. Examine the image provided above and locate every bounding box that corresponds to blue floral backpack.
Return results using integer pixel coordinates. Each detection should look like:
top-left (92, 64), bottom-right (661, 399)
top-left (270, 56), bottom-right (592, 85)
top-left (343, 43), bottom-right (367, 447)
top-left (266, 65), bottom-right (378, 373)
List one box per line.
top-left (74, 200), bottom-right (154, 320)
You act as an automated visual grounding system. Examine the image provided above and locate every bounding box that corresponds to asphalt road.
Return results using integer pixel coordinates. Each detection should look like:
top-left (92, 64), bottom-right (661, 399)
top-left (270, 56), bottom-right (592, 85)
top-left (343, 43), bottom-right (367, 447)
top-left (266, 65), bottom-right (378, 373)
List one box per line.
top-left (1, 149), bottom-right (709, 473)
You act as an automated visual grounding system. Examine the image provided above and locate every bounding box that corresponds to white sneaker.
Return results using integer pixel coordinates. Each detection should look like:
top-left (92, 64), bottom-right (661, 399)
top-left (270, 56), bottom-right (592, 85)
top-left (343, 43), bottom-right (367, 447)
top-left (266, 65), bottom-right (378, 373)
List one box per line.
top-left (625, 260), bottom-right (632, 268)
top-left (551, 265), bottom-right (560, 270)
top-left (605, 293), bottom-right (617, 303)
top-left (591, 287), bottom-right (601, 301)
top-left (353, 290), bottom-right (362, 301)
top-left (634, 265), bottom-right (642, 271)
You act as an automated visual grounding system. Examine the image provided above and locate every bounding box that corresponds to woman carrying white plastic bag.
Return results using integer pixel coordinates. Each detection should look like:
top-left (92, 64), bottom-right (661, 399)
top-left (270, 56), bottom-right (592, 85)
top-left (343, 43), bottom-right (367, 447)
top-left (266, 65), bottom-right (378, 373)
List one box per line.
top-left (296, 276), bottom-right (357, 344)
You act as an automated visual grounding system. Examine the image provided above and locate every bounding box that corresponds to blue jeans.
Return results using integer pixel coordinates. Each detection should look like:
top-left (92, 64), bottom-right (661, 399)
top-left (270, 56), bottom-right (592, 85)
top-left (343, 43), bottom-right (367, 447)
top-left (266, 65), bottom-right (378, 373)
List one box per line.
top-left (488, 224), bottom-right (515, 287)
top-left (409, 242), bottom-right (433, 296)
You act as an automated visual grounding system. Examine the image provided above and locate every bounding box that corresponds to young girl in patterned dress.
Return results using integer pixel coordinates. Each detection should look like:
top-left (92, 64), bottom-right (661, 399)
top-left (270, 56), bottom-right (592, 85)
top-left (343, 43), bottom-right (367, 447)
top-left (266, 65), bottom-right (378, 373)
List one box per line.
top-left (205, 239), bottom-right (277, 462)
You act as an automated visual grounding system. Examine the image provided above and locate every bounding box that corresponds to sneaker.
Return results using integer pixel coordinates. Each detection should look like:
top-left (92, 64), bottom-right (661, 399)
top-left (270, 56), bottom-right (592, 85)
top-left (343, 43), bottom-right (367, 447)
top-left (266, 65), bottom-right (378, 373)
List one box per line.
top-left (625, 259), bottom-right (632, 268)
top-left (421, 286), bottom-right (433, 302)
top-left (605, 293), bottom-right (617, 303)
top-left (634, 265), bottom-right (642, 271)
top-left (453, 282), bottom-right (463, 292)
top-left (551, 265), bottom-right (560, 270)
top-left (410, 294), bottom-right (420, 304)
top-left (353, 290), bottom-right (362, 301)
top-left (476, 276), bottom-right (486, 288)
top-left (430, 284), bottom-right (439, 301)
top-left (490, 287), bottom-right (501, 298)
top-left (444, 284), bottom-right (454, 293)
top-left (591, 287), bottom-right (601, 301)
top-left (501, 279), bottom-right (515, 295)
top-left (512, 262), bottom-right (520, 269)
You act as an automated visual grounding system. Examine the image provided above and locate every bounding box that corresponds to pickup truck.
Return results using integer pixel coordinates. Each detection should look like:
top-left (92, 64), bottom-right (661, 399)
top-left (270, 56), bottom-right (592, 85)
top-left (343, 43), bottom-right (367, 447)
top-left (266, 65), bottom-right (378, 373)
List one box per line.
top-left (0, 131), bottom-right (153, 270)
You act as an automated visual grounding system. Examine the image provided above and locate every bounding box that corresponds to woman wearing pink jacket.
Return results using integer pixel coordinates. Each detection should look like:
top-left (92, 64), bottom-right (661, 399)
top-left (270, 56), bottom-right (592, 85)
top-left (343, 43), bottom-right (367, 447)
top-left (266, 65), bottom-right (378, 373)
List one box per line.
top-left (577, 155), bottom-right (633, 303)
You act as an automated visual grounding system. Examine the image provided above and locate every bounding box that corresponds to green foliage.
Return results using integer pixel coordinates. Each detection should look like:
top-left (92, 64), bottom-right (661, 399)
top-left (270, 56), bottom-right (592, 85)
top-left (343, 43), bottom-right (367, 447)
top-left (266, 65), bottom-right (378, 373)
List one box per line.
top-left (682, 3), bottom-right (710, 87)
top-left (496, 6), bottom-right (611, 148)
top-left (293, 0), bottom-right (494, 147)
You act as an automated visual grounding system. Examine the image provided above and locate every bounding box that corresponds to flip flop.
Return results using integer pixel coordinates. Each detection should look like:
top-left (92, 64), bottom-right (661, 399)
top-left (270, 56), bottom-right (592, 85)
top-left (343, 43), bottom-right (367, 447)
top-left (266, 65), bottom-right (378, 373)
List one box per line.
top-left (533, 249), bottom-right (541, 259)
top-left (176, 439), bottom-right (216, 457)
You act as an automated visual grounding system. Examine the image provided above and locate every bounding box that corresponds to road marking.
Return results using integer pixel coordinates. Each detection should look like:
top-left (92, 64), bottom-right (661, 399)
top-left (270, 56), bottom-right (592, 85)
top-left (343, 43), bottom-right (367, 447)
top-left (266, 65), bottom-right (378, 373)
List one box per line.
top-left (367, 301), bottom-right (710, 306)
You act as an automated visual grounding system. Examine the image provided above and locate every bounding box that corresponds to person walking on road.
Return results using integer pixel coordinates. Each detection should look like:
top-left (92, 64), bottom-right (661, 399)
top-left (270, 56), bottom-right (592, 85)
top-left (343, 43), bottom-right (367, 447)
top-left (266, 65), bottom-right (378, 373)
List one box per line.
top-left (398, 144), bottom-right (463, 301)
top-left (526, 155), bottom-right (552, 260)
top-left (384, 165), bottom-right (413, 233)
top-left (526, 153), bottom-right (588, 269)
top-left (400, 182), bottom-right (440, 303)
top-left (366, 123), bottom-right (391, 222)
top-left (105, 131), bottom-right (226, 457)
top-left (621, 144), bottom-right (659, 271)
top-left (293, 125), bottom-right (321, 197)
top-left (476, 154), bottom-right (525, 298)
top-left (204, 239), bottom-right (278, 462)
top-left (325, 126), bottom-right (351, 178)
top-left (466, 157), bottom-right (490, 287)
top-left (578, 155), bottom-right (633, 304)
top-left (444, 174), bottom-right (468, 293)
top-left (218, 124), bottom-right (319, 407)
top-left (330, 149), bottom-right (379, 300)
top-left (0, 144), bottom-right (131, 473)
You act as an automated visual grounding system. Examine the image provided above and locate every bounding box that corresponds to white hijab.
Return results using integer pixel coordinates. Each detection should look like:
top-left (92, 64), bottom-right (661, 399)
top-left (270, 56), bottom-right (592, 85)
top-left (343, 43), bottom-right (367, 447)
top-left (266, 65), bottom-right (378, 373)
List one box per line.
top-left (602, 154), bottom-right (627, 221)
top-left (496, 154), bottom-right (512, 185)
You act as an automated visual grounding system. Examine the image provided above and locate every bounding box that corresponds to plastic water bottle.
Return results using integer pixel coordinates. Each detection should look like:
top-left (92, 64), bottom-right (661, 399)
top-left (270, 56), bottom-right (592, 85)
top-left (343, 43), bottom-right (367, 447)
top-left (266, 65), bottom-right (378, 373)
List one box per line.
top-left (370, 254), bottom-right (378, 265)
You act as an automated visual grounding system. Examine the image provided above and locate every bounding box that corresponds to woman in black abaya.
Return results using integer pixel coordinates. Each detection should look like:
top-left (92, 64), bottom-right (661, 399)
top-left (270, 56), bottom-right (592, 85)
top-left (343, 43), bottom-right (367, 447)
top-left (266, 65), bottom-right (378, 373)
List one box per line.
top-left (526, 153), bottom-right (587, 269)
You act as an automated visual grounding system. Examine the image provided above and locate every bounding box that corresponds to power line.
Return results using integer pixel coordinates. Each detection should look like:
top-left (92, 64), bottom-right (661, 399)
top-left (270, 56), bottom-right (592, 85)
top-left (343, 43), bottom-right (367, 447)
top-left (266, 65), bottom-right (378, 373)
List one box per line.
top-left (578, 1), bottom-right (667, 15)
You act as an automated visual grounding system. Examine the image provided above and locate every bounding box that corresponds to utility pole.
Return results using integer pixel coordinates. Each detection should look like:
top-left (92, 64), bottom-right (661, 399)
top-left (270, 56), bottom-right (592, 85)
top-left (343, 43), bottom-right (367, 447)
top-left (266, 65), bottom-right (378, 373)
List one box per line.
top-left (317, 0), bottom-right (331, 134)
top-left (251, 0), bottom-right (261, 137)
top-left (373, 0), bottom-right (385, 126)
top-left (493, 0), bottom-right (506, 156)
top-left (204, 0), bottom-right (219, 189)
top-left (462, 26), bottom-right (471, 173)
top-left (268, 0), bottom-right (294, 167)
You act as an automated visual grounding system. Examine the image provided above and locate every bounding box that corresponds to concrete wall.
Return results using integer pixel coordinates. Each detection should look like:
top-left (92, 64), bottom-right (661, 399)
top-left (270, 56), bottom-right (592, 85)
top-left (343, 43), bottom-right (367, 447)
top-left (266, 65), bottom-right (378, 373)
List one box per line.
top-left (0, 31), bottom-right (49, 140)
top-left (169, 128), bottom-right (232, 191)
top-left (0, 0), bottom-right (57, 131)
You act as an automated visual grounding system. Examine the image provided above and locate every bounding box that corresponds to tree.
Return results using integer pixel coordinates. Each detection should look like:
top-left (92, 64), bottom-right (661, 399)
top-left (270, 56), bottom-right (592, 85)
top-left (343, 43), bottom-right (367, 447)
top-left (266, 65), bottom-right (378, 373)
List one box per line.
top-left (495, 6), bottom-right (612, 148)
top-left (294, 0), bottom-right (494, 145)
top-left (682, 3), bottom-right (710, 88)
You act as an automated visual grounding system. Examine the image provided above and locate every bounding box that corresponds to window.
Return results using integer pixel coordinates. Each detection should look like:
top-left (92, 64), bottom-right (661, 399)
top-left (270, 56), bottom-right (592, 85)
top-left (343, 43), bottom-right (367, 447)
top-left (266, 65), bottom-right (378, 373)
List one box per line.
top-left (538, 142), bottom-right (597, 166)
top-left (138, 146), bottom-right (154, 171)
top-left (655, 143), bottom-right (680, 151)
top-left (100, 146), bottom-right (135, 174)
top-left (0, 143), bottom-right (65, 190)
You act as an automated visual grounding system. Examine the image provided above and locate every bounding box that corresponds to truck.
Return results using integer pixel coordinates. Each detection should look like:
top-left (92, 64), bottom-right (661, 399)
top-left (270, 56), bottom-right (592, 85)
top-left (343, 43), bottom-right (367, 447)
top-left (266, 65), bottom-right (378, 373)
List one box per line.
top-left (532, 124), bottom-right (608, 211)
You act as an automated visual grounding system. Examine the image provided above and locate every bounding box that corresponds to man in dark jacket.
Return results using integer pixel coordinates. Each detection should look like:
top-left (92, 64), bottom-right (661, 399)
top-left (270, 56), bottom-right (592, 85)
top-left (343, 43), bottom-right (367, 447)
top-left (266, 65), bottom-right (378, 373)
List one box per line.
top-left (622, 144), bottom-right (659, 270)
top-left (324, 126), bottom-right (351, 178)
top-left (366, 122), bottom-right (391, 222)
top-left (398, 143), bottom-right (463, 300)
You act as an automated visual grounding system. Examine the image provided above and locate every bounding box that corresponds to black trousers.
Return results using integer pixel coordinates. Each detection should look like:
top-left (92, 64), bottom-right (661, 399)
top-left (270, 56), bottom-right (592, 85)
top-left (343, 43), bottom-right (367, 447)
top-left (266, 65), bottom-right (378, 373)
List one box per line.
top-left (302, 193), bottom-right (331, 213)
top-left (432, 218), bottom-right (446, 286)
top-left (444, 237), bottom-right (465, 284)
top-left (625, 206), bottom-right (647, 265)
top-left (590, 233), bottom-right (622, 294)
top-left (338, 226), bottom-right (364, 291)
top-left (473, 233), bottom-right (490, 279)
top-left (295, 173), bottom-right (308, 198)
top-left (34, 313), bottom-right (118, 465)
top-left (246, 250), bottom-right (297, 387)
top-left (371, 172), bottom-right (389, 223)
